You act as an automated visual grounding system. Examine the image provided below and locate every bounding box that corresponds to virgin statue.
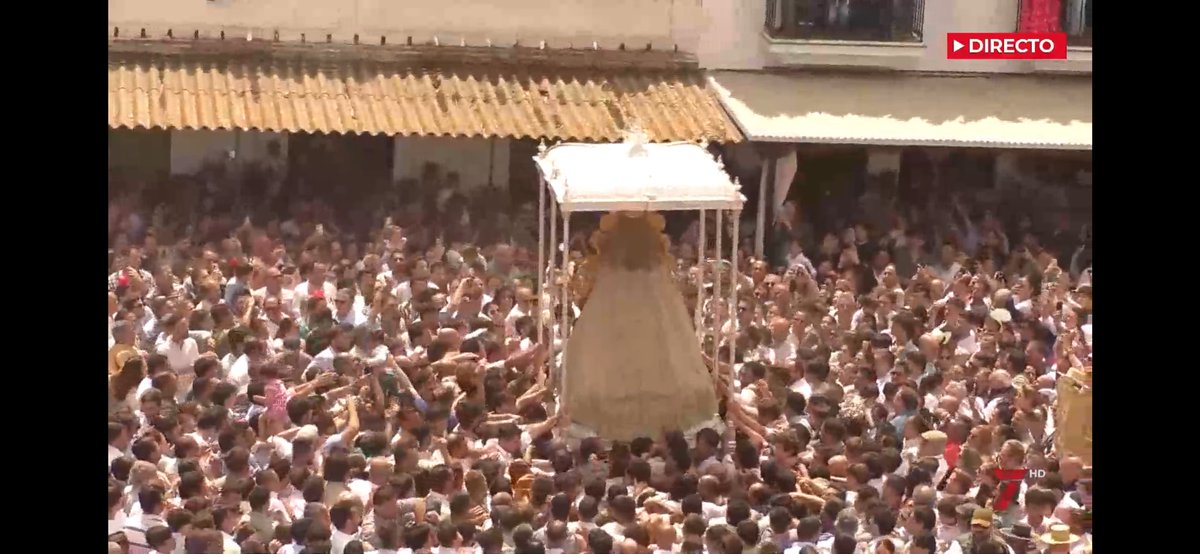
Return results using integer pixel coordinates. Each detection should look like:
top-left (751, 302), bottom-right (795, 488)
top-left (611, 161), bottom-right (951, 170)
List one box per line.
top-left (564, 211), bottom-right (718, 441)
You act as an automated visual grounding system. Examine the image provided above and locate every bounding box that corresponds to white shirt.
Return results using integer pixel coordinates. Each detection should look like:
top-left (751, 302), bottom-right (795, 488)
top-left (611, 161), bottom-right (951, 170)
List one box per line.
top-left (335, 307), bottom-right (366, 327)
top-left (109, 445), bottom-right (126, 466)
top-left (156, 337), bottom-right (199, 376)
top-left (505, 304), bottom-right (530, 338)
top-left (331, 528), bottom-right (360, 554)
top-left (228, 354), bottom-right (251, 393)
top-left (294, 280), bottom-right (338, 314)
top-left (945, 540), bottom-right (1016, 554)
top-left (135, 377), bottom-right (155, 403)
top-left (308, 347), bottom-right (337, 373)
top-left (601, 521), bottom-right (626, 541)
top-left (765, 338), bottom-right (796, 365)
top-left (254, 287), bottom-right (296, 315)
top-left (221, 531), bottom-right (240, 554)
top-left (789, 378), bottom-right (814, 400)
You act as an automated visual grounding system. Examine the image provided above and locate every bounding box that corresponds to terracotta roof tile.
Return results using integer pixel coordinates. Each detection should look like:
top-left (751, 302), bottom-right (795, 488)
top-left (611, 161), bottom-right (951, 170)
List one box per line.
top-left (109, 54), bottom-right (742, 143)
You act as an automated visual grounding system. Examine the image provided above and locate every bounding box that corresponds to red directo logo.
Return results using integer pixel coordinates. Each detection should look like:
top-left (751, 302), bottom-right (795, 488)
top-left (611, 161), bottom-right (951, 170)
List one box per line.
top-left (946, 33), bottom-right (1067, 60)
top-left (993, 468), bottom-right (1047, 510)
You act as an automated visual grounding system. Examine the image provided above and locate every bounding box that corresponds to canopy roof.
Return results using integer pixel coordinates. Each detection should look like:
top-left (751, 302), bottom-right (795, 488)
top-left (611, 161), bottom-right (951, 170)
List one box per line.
top-left (708, 70), bottom-right (1091, 150)
top-left (533, 134), bottom-right (745, 212)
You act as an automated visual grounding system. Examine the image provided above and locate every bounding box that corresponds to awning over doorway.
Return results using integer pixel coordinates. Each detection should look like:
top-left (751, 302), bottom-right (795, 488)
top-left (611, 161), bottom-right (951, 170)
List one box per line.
top-left (707, 71), bottom-right (1091, 150)
top-left (108, 52), bottom-right (743, 143)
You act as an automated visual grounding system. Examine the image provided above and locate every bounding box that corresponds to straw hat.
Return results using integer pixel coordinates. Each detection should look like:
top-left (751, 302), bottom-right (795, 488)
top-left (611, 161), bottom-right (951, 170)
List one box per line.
top-left (989, 308), bottom-right (1013, 324)
top-left (1039, 524), bottom-right (1080, 545)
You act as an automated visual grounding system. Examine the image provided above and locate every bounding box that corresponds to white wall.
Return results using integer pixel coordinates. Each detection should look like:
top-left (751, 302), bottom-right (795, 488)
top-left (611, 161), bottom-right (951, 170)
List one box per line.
top-left (697, 0), bottom-right (766, 69)
top-left (392, 136), bottom-right (510, 190)
top-left (110, 0), bottom-right (704, 53)
top-left (169, 130), bottom-right (288, 176)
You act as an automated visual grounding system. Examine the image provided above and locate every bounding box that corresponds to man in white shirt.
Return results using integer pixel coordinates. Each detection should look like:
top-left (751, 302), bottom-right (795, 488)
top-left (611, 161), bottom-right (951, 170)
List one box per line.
top-left (307, 323), bottom-right (356, 374)
top-left (330, 498), bottom-right (364, 554)
top-left (109, 421), bottom-right (132, 467)
top-left (504, 287), bottom-right (537, 338)
top-left (293, 261), bottom-right (337, 315)
top-left (763, 317), bottom-right (796, 366)
top-left (213, 505), bottom-right (241, 554)
top-left (254, 267), bottom-right (296, 316)
top-left (123, 486), bottom-right (168, 554)
top-left (228, 339), bottom-right (270, 394)
top-left (333, 288), bottom-right (366, 327)
top-left (155, 314), bottom-right (199, 401)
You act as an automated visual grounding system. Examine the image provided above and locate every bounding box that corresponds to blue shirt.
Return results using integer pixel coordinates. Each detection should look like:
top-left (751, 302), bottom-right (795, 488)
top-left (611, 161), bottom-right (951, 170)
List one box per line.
top-left (890, 410), bottom-right (916, 441)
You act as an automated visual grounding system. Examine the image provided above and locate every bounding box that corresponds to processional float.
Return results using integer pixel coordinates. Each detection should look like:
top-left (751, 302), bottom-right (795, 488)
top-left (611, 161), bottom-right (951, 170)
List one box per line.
top-left (531, 130), bottom-right (746, 442)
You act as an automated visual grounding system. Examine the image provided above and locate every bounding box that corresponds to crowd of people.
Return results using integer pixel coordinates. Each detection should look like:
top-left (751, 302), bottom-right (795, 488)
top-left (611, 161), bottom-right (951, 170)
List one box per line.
top-left (107, 157), bottom-right (1092, 554)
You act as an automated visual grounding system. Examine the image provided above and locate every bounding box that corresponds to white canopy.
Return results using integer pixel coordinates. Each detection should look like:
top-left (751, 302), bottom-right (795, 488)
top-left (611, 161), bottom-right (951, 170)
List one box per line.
top-left (533, 136), bottom-right (745, 212)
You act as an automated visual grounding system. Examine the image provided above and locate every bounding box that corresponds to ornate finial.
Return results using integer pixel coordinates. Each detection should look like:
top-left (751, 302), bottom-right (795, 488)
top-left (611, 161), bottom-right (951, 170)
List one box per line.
top-left (537, 139), bottom-right (548, 157)
top-left (732, 176), bottom-right (741, 191)
top-left (623, 124), bottom-right (650, 157)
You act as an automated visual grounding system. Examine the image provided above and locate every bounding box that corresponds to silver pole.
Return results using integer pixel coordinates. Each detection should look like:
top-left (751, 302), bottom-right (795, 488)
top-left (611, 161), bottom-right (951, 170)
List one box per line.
top-left (697, 209), bottom-right (707, 343)
top-left (561, 212), bottom-right (571, 340)
top-left (713, 209), bottom-right (723, 364)
top-left (729, 210), bottom-right (740, 371)
top-left (756, 159), bottom-right (769, 259)
top-left (549, 195), bottom-right (557, 384)
top-left (560, 210), bottom-right (570, 404)
top-left (537, 174), bottom-right (546, 346)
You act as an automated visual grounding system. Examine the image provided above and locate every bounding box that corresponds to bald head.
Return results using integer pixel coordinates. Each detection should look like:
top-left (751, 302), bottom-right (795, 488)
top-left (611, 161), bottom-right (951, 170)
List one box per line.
top-left (989, 369), bottom-right (1013, 390)
top-left (1060, 456), bottom-right (1084, 483)
top-left (939, 395), bottom-right (961, 414)
top-left (828, 455), bottom-right (849, 478)
top-left (437, 328), bottom-right (461, 348)
top-left (369, 457), bottom-right (392, 482)
top-left (912, 485), bottom-right (936, 507)
top-left (698, 475), bottom-right (721, 500)
top-left (769, 317), bottom-right (789, 340)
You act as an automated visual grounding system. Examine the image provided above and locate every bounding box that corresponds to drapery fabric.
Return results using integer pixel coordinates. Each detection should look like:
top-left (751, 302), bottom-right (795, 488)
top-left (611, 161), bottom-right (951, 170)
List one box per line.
top-left (564, 213), bottom-right (719, 441)
top-left (1019, 0), bottom-right (1063, 33)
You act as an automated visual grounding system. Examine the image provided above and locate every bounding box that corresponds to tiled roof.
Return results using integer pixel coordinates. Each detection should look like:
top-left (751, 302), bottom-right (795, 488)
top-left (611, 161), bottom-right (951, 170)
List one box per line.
top-left (108, 51), bottom-right (743, 143)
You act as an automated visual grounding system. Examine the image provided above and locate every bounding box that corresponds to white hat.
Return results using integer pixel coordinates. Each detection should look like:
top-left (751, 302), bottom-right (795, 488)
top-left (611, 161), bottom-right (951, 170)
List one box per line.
top-left (445, 250), bottom-right (464, 268)
top-left (296, 425), bottom-right (319, 442)
top-left (989, 308), bottom-right (1013, 324)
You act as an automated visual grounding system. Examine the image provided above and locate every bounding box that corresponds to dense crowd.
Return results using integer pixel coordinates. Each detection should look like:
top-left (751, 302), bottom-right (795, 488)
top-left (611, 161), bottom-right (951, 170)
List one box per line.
top-left (107, 158), bottom-right (1092, 554)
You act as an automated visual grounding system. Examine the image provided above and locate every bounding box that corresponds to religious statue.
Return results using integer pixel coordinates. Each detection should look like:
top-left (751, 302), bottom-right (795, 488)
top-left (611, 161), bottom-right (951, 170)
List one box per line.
top-left (563, 211), bottom-right (719, 441)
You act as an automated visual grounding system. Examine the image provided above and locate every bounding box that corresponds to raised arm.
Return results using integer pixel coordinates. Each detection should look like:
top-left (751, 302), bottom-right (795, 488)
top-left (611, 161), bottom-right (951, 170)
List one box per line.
top-left (339, 396), bottom-right (361, 446)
